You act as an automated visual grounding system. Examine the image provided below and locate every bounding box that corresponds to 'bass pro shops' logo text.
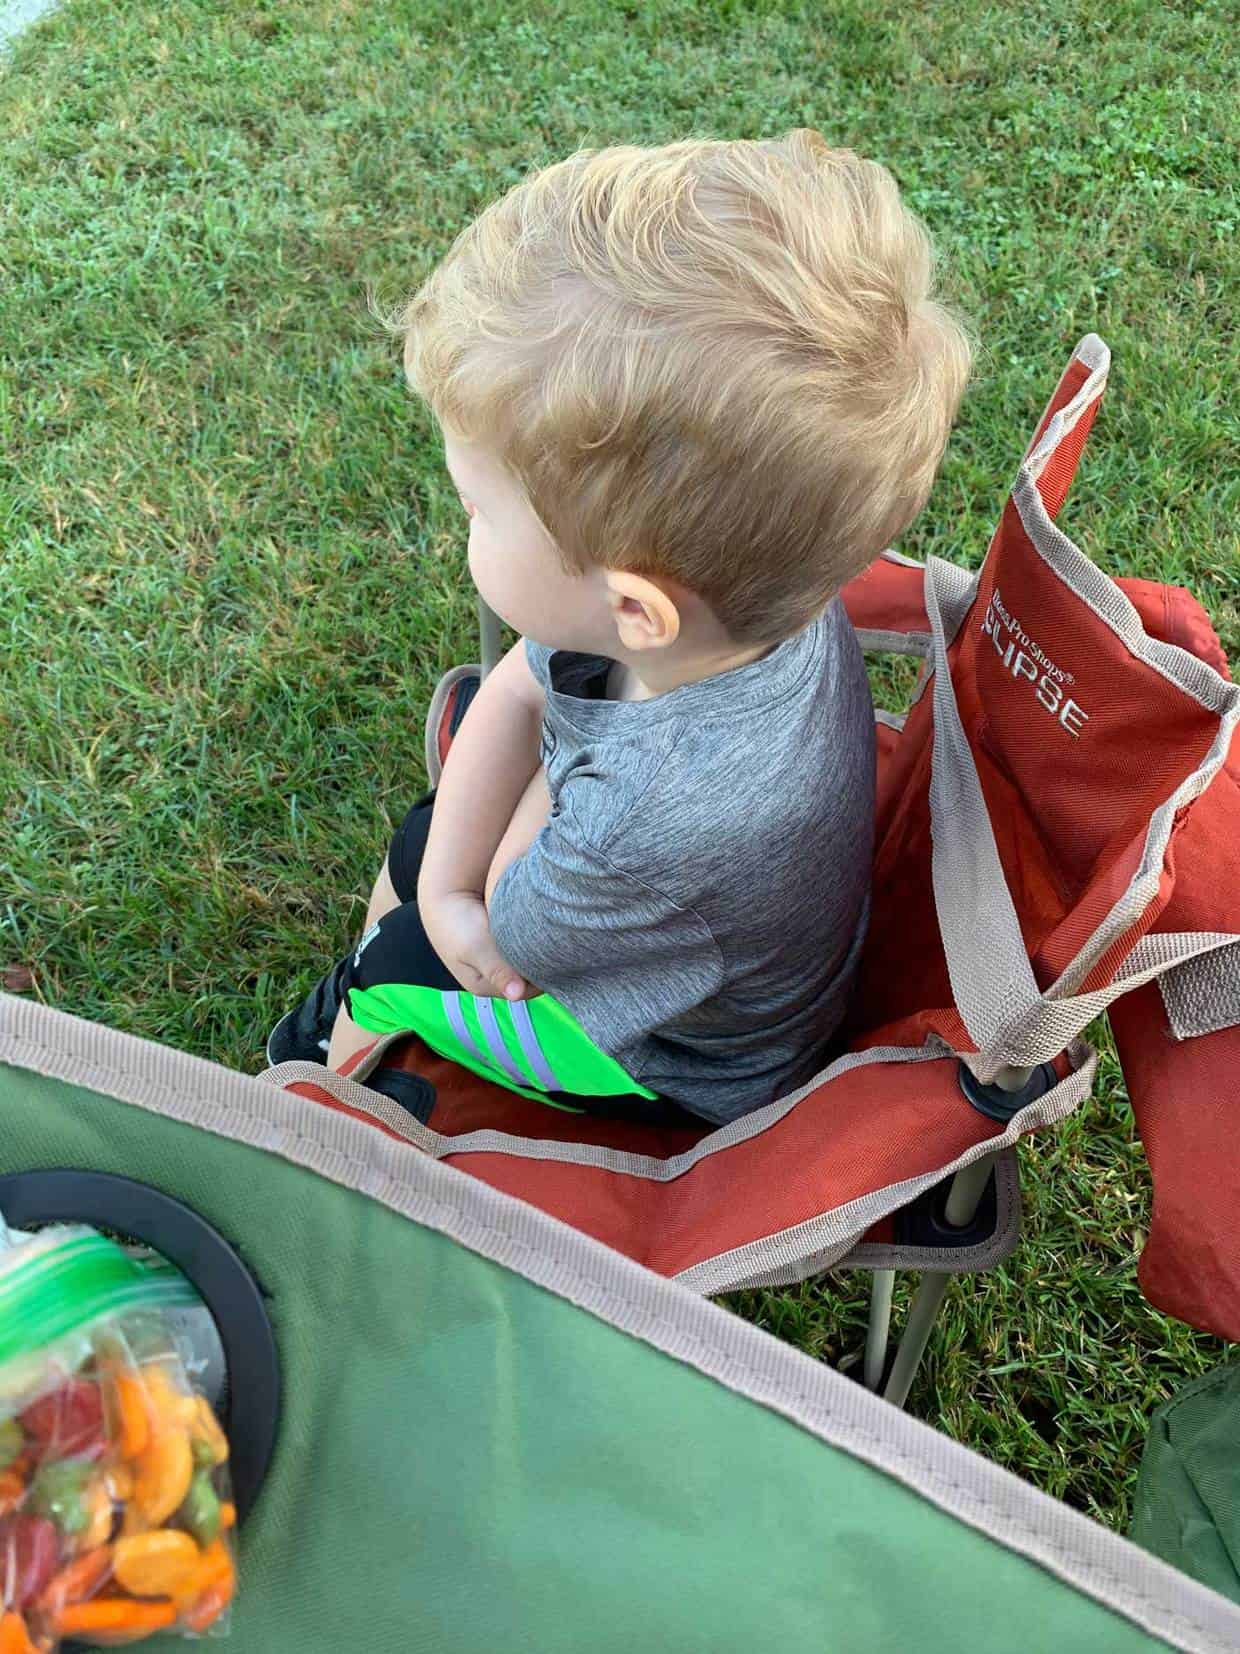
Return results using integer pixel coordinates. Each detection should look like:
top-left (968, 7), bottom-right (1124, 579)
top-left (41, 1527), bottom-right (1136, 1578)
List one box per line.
top-left (981, 588), bottom-right (1089, 738)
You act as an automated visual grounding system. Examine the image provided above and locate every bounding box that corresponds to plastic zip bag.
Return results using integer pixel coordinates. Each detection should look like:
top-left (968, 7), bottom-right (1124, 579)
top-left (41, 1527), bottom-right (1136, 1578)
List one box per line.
top-left (0, 1224), bottom-right (236, 1648)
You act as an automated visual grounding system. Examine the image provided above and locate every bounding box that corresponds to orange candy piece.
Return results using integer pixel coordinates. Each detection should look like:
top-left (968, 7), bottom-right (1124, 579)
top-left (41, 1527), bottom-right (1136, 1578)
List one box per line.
top-left (182, 1540), bottom-right (235, 1632)
top-left (112, 1530), bottom-right (200, 1599)
top-left (0, 1611), bottom-right (38, 1654)
top-left (0, 1471), bottom-right (24, 1516)
top-left (109, 1374), bottom-right (150, 1462)
top-left (131, 1425), bottom-right (192, 1526)
top-left (197, 1538), bottom-right (233, 1590)
top-left (35, 1545), bottom-right (114, 1620)
top-left (136, 1367), bottom-right (193, 1430)
top-left (173, 1536), bottom-right (235, 1618)
top-left (183, 1576), bottom-right (233, 1635)
top-left (53, 1597), bottom-right (177, 1639)
top-left (124, 1365), bottom-right (199, 1534)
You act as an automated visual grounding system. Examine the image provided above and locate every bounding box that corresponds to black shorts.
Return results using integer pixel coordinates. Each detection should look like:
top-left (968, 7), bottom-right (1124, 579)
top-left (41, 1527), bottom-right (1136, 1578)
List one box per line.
top-left (342, 794), bottom-right (700, 1128)
top-left (385, 791), bottom-right (438, 907)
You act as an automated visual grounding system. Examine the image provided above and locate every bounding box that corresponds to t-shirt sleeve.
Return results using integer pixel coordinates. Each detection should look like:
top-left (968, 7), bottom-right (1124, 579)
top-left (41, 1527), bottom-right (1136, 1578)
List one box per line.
top-left (488, 820), bottom-right (723, 1074)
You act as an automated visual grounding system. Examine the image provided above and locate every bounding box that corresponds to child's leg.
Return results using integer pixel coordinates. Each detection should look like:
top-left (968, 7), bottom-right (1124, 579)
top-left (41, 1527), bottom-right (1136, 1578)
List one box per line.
top-left (361, 858), bottom-right (402, 935)
top-left (325, 797), bottom-right (452, 1070)
top-left (324, 858), bottom-right (402, 1070)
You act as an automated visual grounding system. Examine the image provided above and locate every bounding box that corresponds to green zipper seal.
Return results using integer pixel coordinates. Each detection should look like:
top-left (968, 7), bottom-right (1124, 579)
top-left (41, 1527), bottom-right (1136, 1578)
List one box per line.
top-left (0, 1230), bottom-right (200, 1369)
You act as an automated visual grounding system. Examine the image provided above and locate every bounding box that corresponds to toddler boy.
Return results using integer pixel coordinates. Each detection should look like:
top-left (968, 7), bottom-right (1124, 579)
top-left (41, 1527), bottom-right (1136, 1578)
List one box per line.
top-left (267, 131), bottom-right (970, 1125)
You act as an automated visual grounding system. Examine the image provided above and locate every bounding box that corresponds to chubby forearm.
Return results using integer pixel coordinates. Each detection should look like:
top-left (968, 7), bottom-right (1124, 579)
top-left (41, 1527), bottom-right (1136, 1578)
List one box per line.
top-left (418, 641), bottom-right (544, 905)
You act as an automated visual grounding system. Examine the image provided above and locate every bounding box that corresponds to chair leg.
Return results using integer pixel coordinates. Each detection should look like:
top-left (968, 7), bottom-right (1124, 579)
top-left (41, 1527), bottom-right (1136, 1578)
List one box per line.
top-left (881, 1150), bottom-right (998, 1409)
top-left (864, 1269), bottom-right (895, 1390)
top-left (882, 1271), bottom-right (951, 1407)
top-left (479, 597), bottom-right (503, 678)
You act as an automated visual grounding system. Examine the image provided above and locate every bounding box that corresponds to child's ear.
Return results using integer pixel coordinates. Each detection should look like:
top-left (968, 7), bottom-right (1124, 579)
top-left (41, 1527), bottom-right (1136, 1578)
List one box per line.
top-left (603, 570), bottom-right (682, 651)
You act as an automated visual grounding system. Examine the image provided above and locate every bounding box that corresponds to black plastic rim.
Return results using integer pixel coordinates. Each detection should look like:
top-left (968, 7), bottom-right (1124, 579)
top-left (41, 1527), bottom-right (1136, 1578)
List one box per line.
top-left (0, 1169), bottom-right (279, 1520)
top-left (894, 1164), bottom-right (999, 1251)
top-left (957, 1059), bottom-right (1058, 1123)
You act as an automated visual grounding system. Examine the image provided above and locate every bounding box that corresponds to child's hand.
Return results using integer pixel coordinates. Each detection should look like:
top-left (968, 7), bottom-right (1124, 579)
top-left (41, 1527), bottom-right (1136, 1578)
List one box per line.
top-left (421, 890), bottom-right (532, 1001)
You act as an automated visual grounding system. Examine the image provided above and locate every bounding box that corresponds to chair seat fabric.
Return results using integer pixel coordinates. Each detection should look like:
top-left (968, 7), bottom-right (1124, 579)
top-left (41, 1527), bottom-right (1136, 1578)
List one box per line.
top-left (269, 336), bottom-right (1240, 1333)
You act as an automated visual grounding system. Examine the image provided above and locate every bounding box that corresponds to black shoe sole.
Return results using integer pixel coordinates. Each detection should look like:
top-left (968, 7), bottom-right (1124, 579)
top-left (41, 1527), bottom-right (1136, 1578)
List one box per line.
top-left (264, 1006), bottom-right (332, 1068)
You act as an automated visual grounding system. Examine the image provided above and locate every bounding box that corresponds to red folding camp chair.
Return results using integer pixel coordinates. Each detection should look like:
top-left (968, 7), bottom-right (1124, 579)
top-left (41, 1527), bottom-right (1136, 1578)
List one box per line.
top-left (262, 336), bottom-right (1240, 1402)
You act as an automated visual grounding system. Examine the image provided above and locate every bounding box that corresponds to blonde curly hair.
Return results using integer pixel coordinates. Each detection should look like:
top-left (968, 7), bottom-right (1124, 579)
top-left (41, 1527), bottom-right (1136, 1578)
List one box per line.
top-left (395, 131), bottom-right (971, 644)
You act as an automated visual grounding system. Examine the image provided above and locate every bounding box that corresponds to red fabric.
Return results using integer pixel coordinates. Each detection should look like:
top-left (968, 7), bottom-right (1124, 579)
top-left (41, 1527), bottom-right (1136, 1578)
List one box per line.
top-left (840, 556), bottom-right (929, 636)
top-left (325, 1035), bottom-right (1000, 1275)
top-left (1116, 579), bottom-right (1231, 681)
top-left (418, 1046), bottom-right (708, 1155)
top-left (437, 683), bottom-right (467, 768)
top-left (859, 1216), bottom-right (897, 1246)
top-left (1110, 987), bottom-right (1240, 1342)
top-left (1031, 358), bottom-right (1096, 519)
top-left (439, 1056), bottom-right (996, 1274)
top-left (874, 719), bottom-right (902, 774)
top-left (288, 341), bottom-right (1237, 1332)
top-left (850, 360), bottom-right (1226, 1056)
top-left (851, 709), bottom-right (956, 1038)
top-left (1108, 714), bottom-right (1240, 1340)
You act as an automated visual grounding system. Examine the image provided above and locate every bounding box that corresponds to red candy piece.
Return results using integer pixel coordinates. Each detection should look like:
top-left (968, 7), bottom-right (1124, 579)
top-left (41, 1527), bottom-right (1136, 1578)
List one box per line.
top-left (19, 1381), bottom-right (104, 1459)
top-left (0, 1514), bottom-right (60, 1609)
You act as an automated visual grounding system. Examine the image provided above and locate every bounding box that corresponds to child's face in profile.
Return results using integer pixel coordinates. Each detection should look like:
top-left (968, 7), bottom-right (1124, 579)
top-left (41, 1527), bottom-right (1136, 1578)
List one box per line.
top-left (442, 430), bottom-right (612, 655)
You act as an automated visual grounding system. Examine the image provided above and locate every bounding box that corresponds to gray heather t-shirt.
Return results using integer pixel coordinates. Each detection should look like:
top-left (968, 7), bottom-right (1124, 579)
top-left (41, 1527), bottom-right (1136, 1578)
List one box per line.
top-left (488, 599), bottom-right (876, 1125)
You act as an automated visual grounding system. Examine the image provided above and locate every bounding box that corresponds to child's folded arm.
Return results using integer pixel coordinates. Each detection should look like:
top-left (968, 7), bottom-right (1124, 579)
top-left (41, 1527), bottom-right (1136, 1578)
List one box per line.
top-left (418, 640), bottom-right (545, 999)
top-left (420, 639), bottom-right (544, 897)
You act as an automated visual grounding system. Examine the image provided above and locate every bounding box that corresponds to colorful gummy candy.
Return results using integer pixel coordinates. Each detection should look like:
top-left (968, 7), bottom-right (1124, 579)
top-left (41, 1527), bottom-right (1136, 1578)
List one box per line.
top-left (0, 1358), bottom-right (235, 1649)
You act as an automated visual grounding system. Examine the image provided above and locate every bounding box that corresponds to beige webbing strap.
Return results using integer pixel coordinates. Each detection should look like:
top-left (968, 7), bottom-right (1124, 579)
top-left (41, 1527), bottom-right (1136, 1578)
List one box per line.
top-left (924, 555), bottom-right (1042, 1072)
top-left (989, 932), bottom-right (1240, 1071)
top-left (1159, 939), bottom-right (1240, 1040)
top-left (923, 555), bottom-right (1240, 1076)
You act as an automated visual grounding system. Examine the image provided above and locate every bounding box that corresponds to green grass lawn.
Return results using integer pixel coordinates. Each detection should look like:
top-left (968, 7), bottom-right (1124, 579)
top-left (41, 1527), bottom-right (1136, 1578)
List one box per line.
top-left (3, 0), bottom-right (1237, 1531)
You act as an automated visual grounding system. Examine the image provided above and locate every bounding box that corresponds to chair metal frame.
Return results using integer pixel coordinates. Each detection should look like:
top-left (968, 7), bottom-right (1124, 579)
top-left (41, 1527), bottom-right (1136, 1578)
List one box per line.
top-left (865, 1147), bottom-right (999, 1405)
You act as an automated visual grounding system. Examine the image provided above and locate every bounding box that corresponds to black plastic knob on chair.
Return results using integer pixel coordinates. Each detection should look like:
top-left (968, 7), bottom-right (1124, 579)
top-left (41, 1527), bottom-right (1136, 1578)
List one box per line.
top-left (957, 1060), bottom-right (1057, 1123)
top-left (0, 1170), bottom-right (279, 1522)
